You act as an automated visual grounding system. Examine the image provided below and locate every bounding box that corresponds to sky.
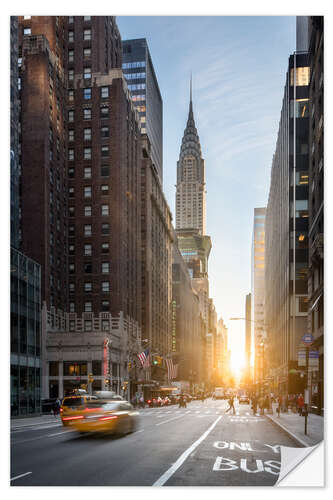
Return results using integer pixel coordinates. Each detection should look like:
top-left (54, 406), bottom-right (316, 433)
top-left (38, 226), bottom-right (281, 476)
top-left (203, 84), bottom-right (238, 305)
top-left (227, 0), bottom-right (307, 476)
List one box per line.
top-left (117, 15), bottom-right (296, 366)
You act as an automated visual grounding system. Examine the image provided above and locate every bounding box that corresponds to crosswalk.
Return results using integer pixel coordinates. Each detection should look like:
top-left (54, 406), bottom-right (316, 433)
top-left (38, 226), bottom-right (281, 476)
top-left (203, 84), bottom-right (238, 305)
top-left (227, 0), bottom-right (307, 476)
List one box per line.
top-left (136, 407), bottom-right (255, 419)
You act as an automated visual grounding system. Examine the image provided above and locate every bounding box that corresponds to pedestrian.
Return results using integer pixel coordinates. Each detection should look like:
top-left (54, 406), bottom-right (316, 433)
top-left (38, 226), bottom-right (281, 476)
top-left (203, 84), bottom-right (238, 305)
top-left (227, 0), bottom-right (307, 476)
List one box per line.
top-left (201, 393), bottom-right (205, 403)
top-left (140, 395), bottom-right (145, 408)
top-left (53, 398), bottom-right (61, 417)
top-left (297, 393), bottom-right (305, 416)
top-left (264, 394), bottom-right (269, 413)
top-left (225, 394), bottom-right (235, 415)
top-left (251, 395), bottom-right (258, 415)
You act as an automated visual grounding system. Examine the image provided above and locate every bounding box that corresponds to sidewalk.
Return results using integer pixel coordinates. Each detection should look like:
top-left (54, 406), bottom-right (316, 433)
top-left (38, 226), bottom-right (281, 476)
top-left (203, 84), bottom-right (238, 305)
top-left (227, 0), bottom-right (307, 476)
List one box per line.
top-left (11, 414), bottom-right (61, 429)
top-left (266, 403), bottom-right (324, 447)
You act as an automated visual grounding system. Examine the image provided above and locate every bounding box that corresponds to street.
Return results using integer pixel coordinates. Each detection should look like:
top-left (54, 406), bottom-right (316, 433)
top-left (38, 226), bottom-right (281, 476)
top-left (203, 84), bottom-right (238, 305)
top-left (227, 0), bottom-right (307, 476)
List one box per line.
top-left (11, 398), bottom-right (302, 486)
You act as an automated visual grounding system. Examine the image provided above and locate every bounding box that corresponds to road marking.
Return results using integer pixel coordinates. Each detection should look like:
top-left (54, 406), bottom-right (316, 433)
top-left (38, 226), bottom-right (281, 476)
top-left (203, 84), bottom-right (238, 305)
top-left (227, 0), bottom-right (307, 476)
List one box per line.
top-left (153, 416), bottom-right (222, 486)
top-left (47, 430), bottom-right (76, 437)
top-left (156, 414), bottom-right (186, 426)
top-left (10, 471), bottom-right (32, 482)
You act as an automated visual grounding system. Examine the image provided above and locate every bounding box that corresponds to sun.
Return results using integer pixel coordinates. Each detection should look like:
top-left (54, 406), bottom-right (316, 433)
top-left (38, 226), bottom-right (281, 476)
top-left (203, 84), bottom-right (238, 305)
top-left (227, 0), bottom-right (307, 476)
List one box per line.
top-left (230, 351), bottom-right (245, 377)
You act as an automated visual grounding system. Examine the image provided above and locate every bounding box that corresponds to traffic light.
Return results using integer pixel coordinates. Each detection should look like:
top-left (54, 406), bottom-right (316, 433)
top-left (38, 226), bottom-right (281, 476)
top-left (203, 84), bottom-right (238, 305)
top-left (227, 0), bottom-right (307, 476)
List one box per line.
top-left (128, 361), bottom-right (132, 370)
top-left (152, 355), bottom-right (163, 367)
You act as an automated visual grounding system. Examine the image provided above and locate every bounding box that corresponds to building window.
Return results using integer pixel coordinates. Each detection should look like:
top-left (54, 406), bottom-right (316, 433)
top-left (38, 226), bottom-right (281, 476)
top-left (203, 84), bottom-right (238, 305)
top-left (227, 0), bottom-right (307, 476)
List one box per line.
top-left (84, 205), bottom-right (92, 217)
top-left (84, 224), bottom-right (92, 236)
top-left (84, 282), bottom-right (92, 292)
top-left (92, 360), bottom-right (102, 375)
top-left (69, 283), bottom-right (75, 292)
top-left (83, 47), bottom-right (91, 59)
top-left (84, 186), bottom-right (92, 198)
top-left (101, 300), bottom-right (109, 311)
top-left (68, 110), bottom-right (74, 122)
top-left (69, 263), bottom-right (75, 274)
top-left (84, 87), bottom-right (91, 100)
top-left (84, 302), bottom-right (92, 312)
top-left (84, 147), bottom-right (91, 160)
top-left (101, 146), bottom-right (109, 157)
top-left (101, 126), bottom-right (109, 138)
top-left (69, 302), bottom-right (75, 313)
top-left (24, 28), bottom-right (31, 35)
top-left (68, 206), bottom-right (75, 217)
top-left (100, 107), bottom-right (109, 119)
top-left (102, 319), bottom-right (109, 331)
top-left (101, 184), bottom-right (109, 195)
top-left (101, 87), bottom-right (109, 98)
top-left (68, 149), bottom-right (74, 161)
top-left (68, 69), bottom-right (74, 80)
top-left (84, 108), bottom-right (92, 120)
top-left (68, 187), bottom-right (74, 197)
top-left (101, 223), bottom-right (109, 234)
top-left (69, 244), bottom-right (75, 254)
top-left (68, 49), bottom-right (74, 63)
top-left (68, 129), bottom-right (74, 142)
top-left (101, 165), bottom-right (109, 177)
top-left (84, 244), bottom-right (92, 256)
top-left (69, 225), bottom-right (75, 236)
top-left (101, 282), bottom-right (110, 292)
top-left (84, 320), bottom-right (92, 331)
top-left (68, 89), bottom-right (74, 102)
top-left (102, 262), bottom-right (109, 273)
top-left (69, 320), bottom-right (75, 331)
top-left (101, 205), bottom-right (109, 216)
top-left (101, 242), bottom-right (109, 253)
top-left (84, 167), bottom-right (92, 179)
top-left (68, 31), bottom-right (74, 43)
top-left (68, 16), bottom-right (74, 24)
top-left (84, 29), bottom-right (91, 41)
top-left (84, 128), bottom-right (92, 141)
top-left (84, 263), bottom-right (92, 273)
top-left (84, 16), bottom-right (91, 21)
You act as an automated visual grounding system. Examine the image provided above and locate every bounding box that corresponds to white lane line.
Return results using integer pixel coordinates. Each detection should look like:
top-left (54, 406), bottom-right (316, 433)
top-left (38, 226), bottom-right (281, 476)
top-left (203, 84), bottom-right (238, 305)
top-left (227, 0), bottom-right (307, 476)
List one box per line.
top-left (156, 414), bottom-right (186, 427)
top-left (47, 430), bottom-right (76, 437)
top-left (10, 471), bottom-right (32, 482)
top-left (153, 416), bottom-right (222, 486)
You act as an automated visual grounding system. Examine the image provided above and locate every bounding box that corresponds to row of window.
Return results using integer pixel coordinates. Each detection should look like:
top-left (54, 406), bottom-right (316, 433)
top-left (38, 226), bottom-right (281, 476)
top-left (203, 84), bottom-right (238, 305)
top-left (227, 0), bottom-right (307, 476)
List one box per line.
top-left (68, 16), bottom-right (91, 23)
top-left (69, 280), bottom-right (110, 292)
top-left (68, 204), bottom-right (110, 217)
top-left (127, 83), bottom-right (146, 91)
top-left (122, 61), bottom-right (146, 69)
top-left (69, 224), bottom-right (110, 236)
top-left (124, 72), bottom-right (146, 80)
top-left (68, 127), bottom-right (109, 142)
top-left (68, 243), bottom-right (109, 256)
top-left (68, 107), bottom-right (109, 121)
top-left (68, 165), bottom-right (110, 178)
top-left (68, 85), bottom-right (109, 102)
top-left (68, 146), bottom-right (109, 160)
top-left (68, 29), bottom-right (92, 42)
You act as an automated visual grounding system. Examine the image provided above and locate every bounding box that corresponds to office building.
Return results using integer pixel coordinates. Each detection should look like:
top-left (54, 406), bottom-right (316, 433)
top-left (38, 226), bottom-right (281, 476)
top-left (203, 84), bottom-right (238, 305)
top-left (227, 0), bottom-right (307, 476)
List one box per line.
top-left (265, 21), bottom-right (310, 397)
top-left (307, 16), bottom-right (324, 414)
top-left (122, 38), bottom-right (163, 183)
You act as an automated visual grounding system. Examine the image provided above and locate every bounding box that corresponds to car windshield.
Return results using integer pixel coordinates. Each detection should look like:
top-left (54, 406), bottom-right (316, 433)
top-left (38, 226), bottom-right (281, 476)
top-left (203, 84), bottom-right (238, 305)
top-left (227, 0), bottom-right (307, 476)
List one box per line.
top-left (63, 397), bottom-right (84, 406)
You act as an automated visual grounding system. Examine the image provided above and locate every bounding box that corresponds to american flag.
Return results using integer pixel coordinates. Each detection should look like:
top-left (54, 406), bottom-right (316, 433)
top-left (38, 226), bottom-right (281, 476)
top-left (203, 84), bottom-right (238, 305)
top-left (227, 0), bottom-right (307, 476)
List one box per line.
top-left (166, 358), bottom-right (178, 380)
top-left (137, 349), bottom-right (150, 368)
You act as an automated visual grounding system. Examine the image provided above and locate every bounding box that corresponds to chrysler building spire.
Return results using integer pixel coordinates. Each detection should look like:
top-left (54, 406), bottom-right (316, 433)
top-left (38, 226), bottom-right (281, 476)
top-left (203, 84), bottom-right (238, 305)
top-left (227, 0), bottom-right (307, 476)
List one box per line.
top-left (176, 81), bottom-right (206, 235)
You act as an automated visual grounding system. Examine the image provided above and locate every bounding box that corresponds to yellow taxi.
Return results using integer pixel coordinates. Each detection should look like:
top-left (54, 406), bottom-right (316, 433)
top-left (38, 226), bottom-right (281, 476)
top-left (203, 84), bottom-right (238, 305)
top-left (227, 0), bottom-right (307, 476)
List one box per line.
top-left (62, 400), bottom-right (139, 435)
top-left (60, 394), bottom-right (98, 426)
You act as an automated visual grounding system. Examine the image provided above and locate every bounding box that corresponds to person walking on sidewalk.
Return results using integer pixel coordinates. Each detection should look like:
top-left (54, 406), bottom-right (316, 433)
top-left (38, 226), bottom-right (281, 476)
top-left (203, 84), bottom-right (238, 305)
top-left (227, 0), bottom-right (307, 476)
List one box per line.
top-left (225, 394), bottom-right (236, 415)
top-left (297, 393), bottom-right (305, 416)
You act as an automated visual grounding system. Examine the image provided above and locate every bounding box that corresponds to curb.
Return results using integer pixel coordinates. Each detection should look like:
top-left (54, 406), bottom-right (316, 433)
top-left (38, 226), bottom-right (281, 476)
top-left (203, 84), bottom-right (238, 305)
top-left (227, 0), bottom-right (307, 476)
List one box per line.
top-left (265, 414), bottom-right (309, 447)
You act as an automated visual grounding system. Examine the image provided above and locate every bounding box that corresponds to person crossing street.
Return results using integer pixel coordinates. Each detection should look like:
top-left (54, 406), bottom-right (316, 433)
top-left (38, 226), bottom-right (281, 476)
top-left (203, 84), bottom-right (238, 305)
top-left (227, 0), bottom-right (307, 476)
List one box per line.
top-left (225, 394), bottom-right (236, 415)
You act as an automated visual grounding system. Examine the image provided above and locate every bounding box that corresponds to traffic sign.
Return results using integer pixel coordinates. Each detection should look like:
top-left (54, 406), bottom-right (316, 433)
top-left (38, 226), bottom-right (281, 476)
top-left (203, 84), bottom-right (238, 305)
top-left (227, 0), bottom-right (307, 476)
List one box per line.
top-left (301, 333), bottom-right (314, 346)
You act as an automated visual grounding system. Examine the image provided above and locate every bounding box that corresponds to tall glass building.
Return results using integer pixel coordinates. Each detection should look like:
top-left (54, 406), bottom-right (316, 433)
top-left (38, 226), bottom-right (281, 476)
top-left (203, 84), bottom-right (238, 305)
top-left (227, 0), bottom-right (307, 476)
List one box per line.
top-left (11, 248), bottom-right (41, 416)
top-left (122, 38), bottom-right (163, 183)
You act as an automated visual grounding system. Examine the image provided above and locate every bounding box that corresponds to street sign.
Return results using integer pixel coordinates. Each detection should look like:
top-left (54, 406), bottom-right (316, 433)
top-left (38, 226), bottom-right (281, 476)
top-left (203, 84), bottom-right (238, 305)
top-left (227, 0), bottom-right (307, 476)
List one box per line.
top-left (301, 333), bottom-right (314, 346)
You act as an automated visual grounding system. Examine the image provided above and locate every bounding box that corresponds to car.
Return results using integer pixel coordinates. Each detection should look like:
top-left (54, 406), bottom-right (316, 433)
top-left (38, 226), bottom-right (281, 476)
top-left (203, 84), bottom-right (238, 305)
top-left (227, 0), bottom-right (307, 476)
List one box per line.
top-left (63, 400), bottom-right (139, 435)
top-left (239, 395), bottom-right (250, 404)
top-left (60, 394), bottom-right (98, 426)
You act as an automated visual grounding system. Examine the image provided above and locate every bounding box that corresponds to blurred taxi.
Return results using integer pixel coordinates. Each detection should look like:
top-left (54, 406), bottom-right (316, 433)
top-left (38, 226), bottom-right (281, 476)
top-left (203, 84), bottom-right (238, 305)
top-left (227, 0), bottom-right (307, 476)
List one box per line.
top-left (62, 400), bottom-right (139, 435)
top-left (60, 394), bottom-right (98, 426)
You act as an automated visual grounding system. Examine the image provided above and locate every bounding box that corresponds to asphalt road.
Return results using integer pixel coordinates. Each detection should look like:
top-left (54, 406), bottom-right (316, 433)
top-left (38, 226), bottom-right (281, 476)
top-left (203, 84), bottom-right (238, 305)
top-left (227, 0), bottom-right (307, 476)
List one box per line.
top-left (10, 398), bottom-right (302, 486)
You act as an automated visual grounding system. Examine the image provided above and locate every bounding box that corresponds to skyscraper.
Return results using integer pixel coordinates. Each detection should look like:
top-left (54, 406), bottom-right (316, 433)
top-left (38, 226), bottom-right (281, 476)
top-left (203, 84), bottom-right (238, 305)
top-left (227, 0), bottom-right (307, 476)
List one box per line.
top-left (265, 23), bottom-right (310, 398)
top-left (122, 38), bottom-right (163, 183)
top-left (251, 207), bottom-right (266, 388)
top-left (175, 81), bottom-right (211, 280)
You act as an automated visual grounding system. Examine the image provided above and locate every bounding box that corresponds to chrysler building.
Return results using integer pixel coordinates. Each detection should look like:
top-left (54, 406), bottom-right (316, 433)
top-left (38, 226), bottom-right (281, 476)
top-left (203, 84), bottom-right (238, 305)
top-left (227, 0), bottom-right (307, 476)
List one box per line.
top-left (175, 81), bottom-right (211, 280)
top-left (175, 83), bottom-right (206, 234)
